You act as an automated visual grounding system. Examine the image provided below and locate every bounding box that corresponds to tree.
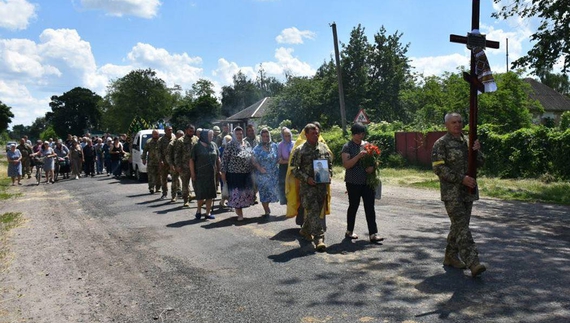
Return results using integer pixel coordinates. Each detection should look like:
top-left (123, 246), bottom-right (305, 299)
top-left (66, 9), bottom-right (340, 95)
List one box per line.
top-left (478, 71), bottom-right (538, 133)
top-left (367, 26), bottom-right (414, 122)
top-left (28, 117), bottom-right (48, 140)
top-left (341, 24), bottom-right (372, 124)
top-left (102, 69), bottom-right (174, 132)
top-left (255, 66), bottom-right (284, 98)
top-left (47, 87), bottom-right (102, 138)
top-left (493, 0), bottom-right (570, 73)
top-left (220, 71), bottom-right (262, 117)
top-left (537, 70), bottom-right (570, 96)
top-left (170, 79), bottom-right (221, 130)
top-left (9, 124), bottom-right (30, 140)
top-left (0, 100), bottom-right (14, 133)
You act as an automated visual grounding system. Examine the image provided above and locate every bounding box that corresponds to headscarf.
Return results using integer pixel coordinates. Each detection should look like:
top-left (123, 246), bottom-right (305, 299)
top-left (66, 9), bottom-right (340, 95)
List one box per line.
top-left (199, 128), bottom-right (211, 144)
top-left (280, 127), bottom-right (294, 151)
top-left (259, 128), bottom-right (272, 148)
top-left (231, 126), bottom-right (246, 151)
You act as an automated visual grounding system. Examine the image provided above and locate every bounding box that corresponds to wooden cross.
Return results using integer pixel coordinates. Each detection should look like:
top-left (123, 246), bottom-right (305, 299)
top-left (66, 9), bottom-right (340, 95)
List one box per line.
top-left (450, 0), bottom-right (499, 187)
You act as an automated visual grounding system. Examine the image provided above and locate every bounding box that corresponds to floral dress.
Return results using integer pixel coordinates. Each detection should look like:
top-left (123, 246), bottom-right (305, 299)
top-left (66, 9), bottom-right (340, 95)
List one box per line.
top-left (221, 140), bottom-right (254, 208)
top-left (253, 143), bottom-right (279, 203)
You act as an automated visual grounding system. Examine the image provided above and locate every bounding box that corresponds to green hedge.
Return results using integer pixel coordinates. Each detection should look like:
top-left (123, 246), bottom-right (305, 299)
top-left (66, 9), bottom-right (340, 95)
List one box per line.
top-left (479, 125), bottom-right (570, 180)
top-left (320, 125), bottom-right (396, 166)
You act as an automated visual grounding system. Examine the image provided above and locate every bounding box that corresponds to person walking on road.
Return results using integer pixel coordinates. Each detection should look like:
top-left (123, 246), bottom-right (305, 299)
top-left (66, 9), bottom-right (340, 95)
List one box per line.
top-left (341, 123), bottom-right (384, 243)
top-left (252, 128), bottom-right (279, 217)
top-left (142, 129), bottom-right (161, 194)
top-left (167, 130), bottom-right (184, 202)
top-left (158, 126), bottom-right (174, 199)
top-left (290, 123), bottom-right (332, 252)
top-left (7, 143), bottom-right (22, 185)
top-left (17, 138), bottom-right (33, 179)
top-left (190, 129), bottom-right (220, 219)
top-left (174, 124), bottom-right (198, 207)
top-left (431, 112), bottom-right (486, 278)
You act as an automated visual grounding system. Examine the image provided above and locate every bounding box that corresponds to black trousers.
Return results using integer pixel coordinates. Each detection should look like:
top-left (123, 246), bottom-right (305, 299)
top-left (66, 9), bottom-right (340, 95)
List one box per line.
top-left (346, 182), bottom-right (378, 234)
top-left (84, 158), bottom-right (95, 176)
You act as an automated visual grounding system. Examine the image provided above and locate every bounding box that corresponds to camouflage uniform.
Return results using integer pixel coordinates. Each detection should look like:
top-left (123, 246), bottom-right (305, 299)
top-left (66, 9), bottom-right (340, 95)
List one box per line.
top-left (158, 134), bottom-right (173, 196)
top-left (17, 143), bottom-right (33, 178)
top-left (432, 132), bottom-right (484, 267)
top-left (167, 138), bottom-right (180, 200)
top-left (142, 137), bottom-right (161, 192)
top-left (290, 140), bottom-right (332, 244)
top-left (174, 134), bottom-right (198, 205)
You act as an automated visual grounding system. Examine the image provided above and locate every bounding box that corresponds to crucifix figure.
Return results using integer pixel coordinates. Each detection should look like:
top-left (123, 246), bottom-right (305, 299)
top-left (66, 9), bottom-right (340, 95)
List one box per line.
top-left (450, 0), bottom-right (499, 188)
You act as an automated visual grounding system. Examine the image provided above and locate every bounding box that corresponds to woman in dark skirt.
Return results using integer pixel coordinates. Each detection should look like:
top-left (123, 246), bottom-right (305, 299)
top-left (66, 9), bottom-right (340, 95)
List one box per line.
top-left (220, 127), bottom-right (254, 221)
top-left (190, 129), bottom-right (220, 220)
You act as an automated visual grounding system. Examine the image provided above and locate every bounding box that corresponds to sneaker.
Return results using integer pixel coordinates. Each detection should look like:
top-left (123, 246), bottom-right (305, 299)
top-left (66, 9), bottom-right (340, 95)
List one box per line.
top-left (315, 239), bottom-right (327, 252)
top-left (149, 189), bottom-right (154, 194)
top-left (195, 212), bottom-right (202, 219)
top-left (369, 233), bottom-right (384, 243)
top-left (183, 201), bottom-right (189, 208)
top-left (443, 255), bottom-right (467, 269)
top-left (170, 197), bottom-right (177, 203)
top-left (160, 193), bottom-right (167, 200)
top-left (470, 263), bottom-right (487, 277)
top-left (345, 231), bottom-right (358, 239)
top-left (205, 214), bottom-right (215, 220)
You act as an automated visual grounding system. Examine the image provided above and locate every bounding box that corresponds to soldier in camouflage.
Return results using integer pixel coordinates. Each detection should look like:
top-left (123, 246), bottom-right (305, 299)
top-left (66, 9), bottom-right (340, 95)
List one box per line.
top-left (168, 130), bottom-right (184, 202)
top-left (290, 123), bottom-right (333, 252)
top-left (157, 126), bottom-right (174, 199)
top-left (142, 129), bottom-right (161, 194)
top-left (431, 112), bottom-right (486, 277)
top-left (17, 138), bottom-right (33, 179)
top-left (174, 124), bottom-right (197, 207)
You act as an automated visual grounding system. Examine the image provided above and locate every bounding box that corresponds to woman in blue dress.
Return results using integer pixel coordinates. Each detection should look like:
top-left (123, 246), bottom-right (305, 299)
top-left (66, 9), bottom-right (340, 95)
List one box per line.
top-left (7, 144), bottom-right (22, 185)
top-left (252, 128), bottom-right (279, 217)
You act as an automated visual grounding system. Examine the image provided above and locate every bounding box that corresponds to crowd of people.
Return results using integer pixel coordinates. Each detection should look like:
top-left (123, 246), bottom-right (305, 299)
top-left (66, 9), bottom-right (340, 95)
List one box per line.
top-left (6, 114), bottom-right (486, 277)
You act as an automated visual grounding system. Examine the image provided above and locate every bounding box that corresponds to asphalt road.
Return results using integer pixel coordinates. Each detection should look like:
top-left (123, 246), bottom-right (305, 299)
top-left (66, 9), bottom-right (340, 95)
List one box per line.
top-left (1, 173), bottom-right (569, 323)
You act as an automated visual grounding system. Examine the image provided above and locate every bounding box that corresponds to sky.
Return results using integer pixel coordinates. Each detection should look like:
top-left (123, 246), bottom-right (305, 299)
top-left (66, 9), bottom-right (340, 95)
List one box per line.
top-left (0, 0), bottom-right (544, 128)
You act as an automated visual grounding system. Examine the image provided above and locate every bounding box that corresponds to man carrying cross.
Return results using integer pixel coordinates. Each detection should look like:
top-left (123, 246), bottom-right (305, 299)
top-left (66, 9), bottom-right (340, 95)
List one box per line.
top-left (436, 0), bottom-right (499, 278)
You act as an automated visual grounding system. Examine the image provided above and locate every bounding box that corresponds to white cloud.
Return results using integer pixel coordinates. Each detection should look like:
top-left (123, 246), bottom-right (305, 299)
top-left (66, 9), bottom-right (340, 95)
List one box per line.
top-left (265, 47), bottom-right (315, 76)
top-left (276, 27), bottom-right (316, 44)
top-left (106, 42), bottom-right (204, 90)
top-left (212, 58), bottom-right (256, 85)
top-left (0, 0), bottom-right (37, 30)
top-left (410, 53), bottom-right (469, 77)
top-left (80, 0), bottom-right (161, 19)
top-left (0, 79), bottom-right (50, 127)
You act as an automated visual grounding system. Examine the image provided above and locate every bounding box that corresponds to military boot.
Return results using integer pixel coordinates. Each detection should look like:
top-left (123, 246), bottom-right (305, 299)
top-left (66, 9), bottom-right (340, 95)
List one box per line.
top-left (470, 262), bottom-right (486, 278)
top-left (443, 254), bottom-right (467, 269)
top-left (315, 238), bottom-right (327, 252)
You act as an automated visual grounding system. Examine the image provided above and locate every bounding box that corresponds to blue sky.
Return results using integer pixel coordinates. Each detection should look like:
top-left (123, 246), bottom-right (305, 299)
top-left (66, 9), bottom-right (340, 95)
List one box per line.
top-left (0, 0), bottom-right (543, 127)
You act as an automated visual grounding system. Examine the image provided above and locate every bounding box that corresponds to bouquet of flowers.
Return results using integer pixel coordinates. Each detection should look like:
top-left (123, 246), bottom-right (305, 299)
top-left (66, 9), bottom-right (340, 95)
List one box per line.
top-left (359, 142), bottom-right (381, 190)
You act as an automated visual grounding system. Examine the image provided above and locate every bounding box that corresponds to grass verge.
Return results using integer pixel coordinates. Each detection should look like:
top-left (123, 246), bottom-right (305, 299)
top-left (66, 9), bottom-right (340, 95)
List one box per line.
top-left (0, 159), bottom-right (22, 200)
top-left (333, 166), bottom-right (570, 205)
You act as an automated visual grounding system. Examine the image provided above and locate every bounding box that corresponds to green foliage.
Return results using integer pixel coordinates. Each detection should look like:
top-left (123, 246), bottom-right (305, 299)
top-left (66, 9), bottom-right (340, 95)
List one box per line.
top-left (479, 125), bottom-right (570, 180)
top-left (102, 69), bottom-right (174, 133)
top-left (493, 0), bottom-right (570, 73)
top-left (47, 87), bottom-right (103, 138)
top-left (28, 117), bottom-right (48, 140)
top-left (0, 101), bottom-right (14, 133)
top-left (220, 71), bottom-right (264, 117)
top-left (40, 125), bottom-right (59, 141)
top-left (478, 72), bottom-right (537, 133)
top-left (320, 123), bottom-right (396, 166)
top-left (559, 111), bottom-right (570, 130)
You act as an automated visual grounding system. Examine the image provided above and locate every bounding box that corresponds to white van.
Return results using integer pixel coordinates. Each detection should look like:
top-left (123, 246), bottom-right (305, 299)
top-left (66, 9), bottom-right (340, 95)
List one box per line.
top-left (129, 129), bottom-right (165, 181)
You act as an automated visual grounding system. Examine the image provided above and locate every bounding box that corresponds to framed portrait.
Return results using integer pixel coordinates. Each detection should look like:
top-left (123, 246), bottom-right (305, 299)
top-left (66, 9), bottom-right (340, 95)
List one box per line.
top-left (313, 159), bottom-right (330, 184)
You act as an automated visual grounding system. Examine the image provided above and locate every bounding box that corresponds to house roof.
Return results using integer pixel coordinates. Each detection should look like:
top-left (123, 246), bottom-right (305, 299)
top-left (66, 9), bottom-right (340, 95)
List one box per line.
top-left (226, 97), bottom-right (274, 120)
top-left (524, 78), bottom-right (570, 112)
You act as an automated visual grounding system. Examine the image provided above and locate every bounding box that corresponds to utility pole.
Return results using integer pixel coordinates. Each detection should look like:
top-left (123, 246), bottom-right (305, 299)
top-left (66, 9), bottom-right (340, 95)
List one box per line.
top-left (330, 22), bottom-right (347, 135)
top-left (506, 38), bottom-right (509, 73)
